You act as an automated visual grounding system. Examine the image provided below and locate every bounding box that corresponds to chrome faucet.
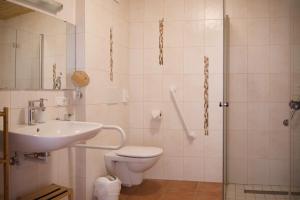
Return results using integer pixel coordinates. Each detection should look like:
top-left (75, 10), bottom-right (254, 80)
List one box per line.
top-left (283, 100), bottom-right (300, 126)
top-left (28, 98), bottom-right (47, 125)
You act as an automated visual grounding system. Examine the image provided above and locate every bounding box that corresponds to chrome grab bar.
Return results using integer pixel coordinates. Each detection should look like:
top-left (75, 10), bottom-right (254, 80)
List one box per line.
top-left (73, 125), bottom-right (127, 150)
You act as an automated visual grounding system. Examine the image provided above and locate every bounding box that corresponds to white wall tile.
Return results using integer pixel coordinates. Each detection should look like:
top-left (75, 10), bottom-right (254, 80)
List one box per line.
top-left (205, 20), bottom-right (223, 46)
top-left (143, 49), bottom-right (163, 74)
top-left (247, 130), bottom-right (269, 159)
top-left (144, 0), bottom-right (164, 22)
top-left (247, 103), bottom-right (269, 130)
top-left (143, 128), bottom-right (163, 146)
top-left (184, 132), bottom-right (204, 157)
top-left (184, 21), bottom-right (205, 47)
top-left (129, 0), bottom-right (145, 22)
top-left (225, 0), bottom-right (247, 18)
top-left (247, 19), bottom-right (270, 45)
top-left (163, 129), bottom-right (184, 156)
top-left (247, 158), bottom-right (269, 185)
top-left (184, 0), bottom-right (205, 20)
top-left (204, 157), bottom-right (223, 182)
top-left (129, 102), bottom-right (143, 128)
top-left (270, 45), bottom-right (291, 74)
top-left (247, 0), bottom-right (270, 18)
top-left (129, 76), bottom-right (143, 102)
top-left (247, 46), bottom-right (269, 74)
top-left (268, 131), bottom-right (290, 160)
top-left (163, 157), bottom-right (184, 180)
top-left (164, 0), bottom-right (185, 21)
top-left (165, 21), bottom-right (184, 47)
top-left (143, 75), bottom-right (162, 101)
top-left (270, 18), bottom-right (290, 45)
top-left (269, 74), bottom-right (290, 102)
top-left (205, 0), bottom-right (223, 20)
top-left (228, 130), bottom-right (247, 159)
top-left (164, 48), bottom-right (184, 74)
top-left (183, 157), bottom-right (204, 181)
top-left (129, 49), bottom-right (143, 75)
top-left (143, 22), bottom-right (159, 49)
top-left (183, 47), bottom-right (204, 74)
top-left (228, 102), bottom-right (247, 130)
top-left (204, 130), bottom-right (223, 157)
top-left (247, 74), bottom-right (269, 102)
top-left (270, 0), bottom-right (290, 17)
top-left (228, 158), bottom-right (247, 184)
top-left (269, 159), bottom-right (290, 185)
top-left (229, 46), bottom-right (247, 74)
top-left (228, 74), bottom-right (247, 102)
top-left (129, 22), bottom-right (144, 48)
top-left (183, 74), bottom-right (203, 101)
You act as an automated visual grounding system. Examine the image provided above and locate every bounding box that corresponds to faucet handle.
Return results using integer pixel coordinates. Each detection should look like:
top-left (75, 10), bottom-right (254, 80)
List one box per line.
top-left (64, 113), bottom-right (73, 121)
top-left (39, 98), bottom-right (48, 108)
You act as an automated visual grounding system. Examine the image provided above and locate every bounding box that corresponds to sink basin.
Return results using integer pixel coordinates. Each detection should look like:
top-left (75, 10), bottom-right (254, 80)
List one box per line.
top-left (9, 120), bottom-right (103, 153)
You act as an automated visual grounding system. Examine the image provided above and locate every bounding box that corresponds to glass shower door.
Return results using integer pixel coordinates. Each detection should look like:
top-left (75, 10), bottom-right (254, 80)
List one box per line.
top-left (291, 13), bottom-right (300, 199)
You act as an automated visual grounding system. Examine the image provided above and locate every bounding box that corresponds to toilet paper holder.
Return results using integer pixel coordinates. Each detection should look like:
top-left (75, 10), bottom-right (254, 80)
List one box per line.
top-left (151, 110), bottom-right (162, 119)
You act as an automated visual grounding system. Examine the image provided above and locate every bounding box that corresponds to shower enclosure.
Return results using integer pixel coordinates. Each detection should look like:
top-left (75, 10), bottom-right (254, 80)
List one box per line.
top-left (223, 0), bottom-right (300, 199)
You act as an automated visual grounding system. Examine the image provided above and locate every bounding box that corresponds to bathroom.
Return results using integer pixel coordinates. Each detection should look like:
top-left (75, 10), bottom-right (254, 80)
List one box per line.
top-left (0, 0), bottom-right (299, 199)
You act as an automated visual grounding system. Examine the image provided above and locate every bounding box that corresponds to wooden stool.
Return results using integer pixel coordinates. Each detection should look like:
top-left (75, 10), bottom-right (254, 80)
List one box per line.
top-left (17, 184), bottom-right (73, 200)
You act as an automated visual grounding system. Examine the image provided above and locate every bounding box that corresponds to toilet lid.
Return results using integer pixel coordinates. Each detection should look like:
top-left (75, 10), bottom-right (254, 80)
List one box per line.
top-left (115, 146), bottom-right (163, 158)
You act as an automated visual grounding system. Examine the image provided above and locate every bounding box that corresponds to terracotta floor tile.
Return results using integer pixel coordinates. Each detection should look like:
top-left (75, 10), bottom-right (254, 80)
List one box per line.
top-left (197, 182), bottom-right (223, 194)
top-left (159, 191), bottom-right (197, 200)
top-left (195, 192), bottom-right (223, 200)
top-left (120, 193), bottom-right (128, 200)
top-left (120, 179), bottom-right (222, 200)
top-left (164, 180), bottom-right (199, 193)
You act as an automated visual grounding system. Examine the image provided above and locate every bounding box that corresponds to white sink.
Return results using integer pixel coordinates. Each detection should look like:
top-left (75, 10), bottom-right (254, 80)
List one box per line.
top-left (9, 120), bottom-right (103, 153)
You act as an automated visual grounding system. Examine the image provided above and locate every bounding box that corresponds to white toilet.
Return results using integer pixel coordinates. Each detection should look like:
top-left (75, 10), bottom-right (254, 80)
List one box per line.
top-left (104, 146), bottom-right (163, 187)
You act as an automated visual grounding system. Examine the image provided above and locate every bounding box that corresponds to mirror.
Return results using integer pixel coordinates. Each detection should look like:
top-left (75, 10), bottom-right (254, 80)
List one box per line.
top-left (0, 0), bottom-right (75, 90)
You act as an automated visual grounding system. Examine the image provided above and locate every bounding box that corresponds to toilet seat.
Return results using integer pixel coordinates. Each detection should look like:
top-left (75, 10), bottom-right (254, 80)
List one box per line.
top-left (104, 145), bottom-right (163, 187)
top-left (115, 146), bottom-right (163, 158)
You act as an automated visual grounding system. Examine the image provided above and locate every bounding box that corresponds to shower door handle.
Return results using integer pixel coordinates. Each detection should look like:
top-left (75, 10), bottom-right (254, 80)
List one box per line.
top-left (219, 101), bottom-right (229, 107)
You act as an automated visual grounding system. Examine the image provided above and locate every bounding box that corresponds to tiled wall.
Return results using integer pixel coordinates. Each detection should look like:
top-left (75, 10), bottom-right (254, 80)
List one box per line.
top-left (128, 0), bottom-right (224, 182)
top-left (225, 0), bottom-right (300, 186)
top-left (0, 90), bottom-right (75, 199)
top-left (79, 0), bottom-right (130, 199)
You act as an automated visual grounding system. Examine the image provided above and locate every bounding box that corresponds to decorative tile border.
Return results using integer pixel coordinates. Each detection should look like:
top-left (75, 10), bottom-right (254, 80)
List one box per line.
top-left (159, 18), bottom-right (164, 66)
top-left (110, 28), bottom-right (113, 81)
top-left (204, 56), bottom-right (209, 136)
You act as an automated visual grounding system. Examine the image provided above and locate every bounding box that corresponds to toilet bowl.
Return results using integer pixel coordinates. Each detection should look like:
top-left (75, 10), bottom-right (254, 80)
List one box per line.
top-left (104, 146), bottom-right (163, 187)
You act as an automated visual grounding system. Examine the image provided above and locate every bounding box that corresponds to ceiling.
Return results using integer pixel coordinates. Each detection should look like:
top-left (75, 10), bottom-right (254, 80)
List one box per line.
top-left (0, 0), bottom-right (33, 20)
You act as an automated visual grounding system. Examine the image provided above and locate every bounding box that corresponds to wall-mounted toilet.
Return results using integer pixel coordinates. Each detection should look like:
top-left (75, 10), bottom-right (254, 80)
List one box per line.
top-left (104, 146), bottom-right (163, 187)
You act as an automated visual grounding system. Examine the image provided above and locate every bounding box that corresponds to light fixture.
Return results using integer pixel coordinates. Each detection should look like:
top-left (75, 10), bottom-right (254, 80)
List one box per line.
top-left (12, 0), bottom-right (63, 14)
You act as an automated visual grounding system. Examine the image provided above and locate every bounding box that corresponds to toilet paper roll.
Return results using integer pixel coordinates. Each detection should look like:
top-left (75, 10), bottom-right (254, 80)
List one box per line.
top-left (151, 110), bottom-right (162, 119)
